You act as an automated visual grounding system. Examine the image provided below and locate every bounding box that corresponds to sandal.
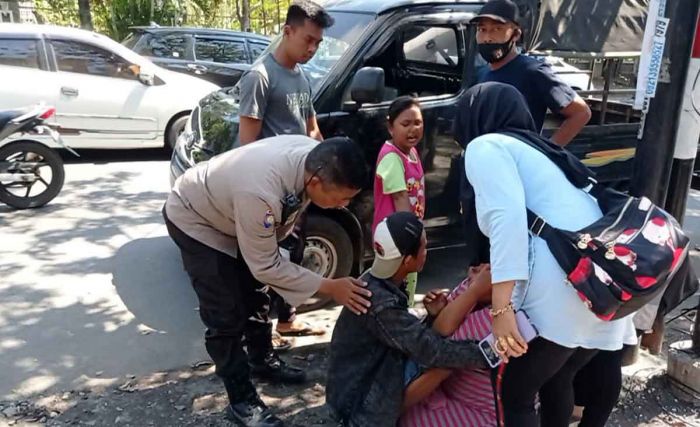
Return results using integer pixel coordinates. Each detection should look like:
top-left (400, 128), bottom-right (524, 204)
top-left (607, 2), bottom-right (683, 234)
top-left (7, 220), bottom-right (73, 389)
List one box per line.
top-left (272, 331), bottom-right (293, 352)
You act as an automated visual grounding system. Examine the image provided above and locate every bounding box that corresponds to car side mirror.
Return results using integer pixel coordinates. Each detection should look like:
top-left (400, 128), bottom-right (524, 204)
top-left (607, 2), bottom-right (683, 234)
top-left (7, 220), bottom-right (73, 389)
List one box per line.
top-left (138, 71), bottom-right (155, 86)
top-left (350, 67), bottom-right (386, 107)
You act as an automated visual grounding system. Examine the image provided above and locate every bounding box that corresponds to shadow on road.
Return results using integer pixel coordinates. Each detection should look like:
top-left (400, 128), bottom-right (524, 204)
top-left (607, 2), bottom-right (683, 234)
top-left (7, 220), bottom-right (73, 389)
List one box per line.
top-left (59, 148), bottom-right (171, 165)
top-left (0, 162), bottom-right (208, 399)
top-left (111, 236), bottom-right (201, 336)
top-left (4, 170), bottom-right (168, 276)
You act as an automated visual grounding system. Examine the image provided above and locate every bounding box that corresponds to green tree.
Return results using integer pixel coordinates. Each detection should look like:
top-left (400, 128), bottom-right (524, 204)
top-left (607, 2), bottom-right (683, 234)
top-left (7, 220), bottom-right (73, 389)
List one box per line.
top-left (34, 0), bottom-right (294, 40)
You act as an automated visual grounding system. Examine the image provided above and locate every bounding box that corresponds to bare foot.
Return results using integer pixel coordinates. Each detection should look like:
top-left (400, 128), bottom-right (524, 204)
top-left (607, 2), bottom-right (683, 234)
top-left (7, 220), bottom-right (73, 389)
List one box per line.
top-left (276, 320), bottom-right (325, 336)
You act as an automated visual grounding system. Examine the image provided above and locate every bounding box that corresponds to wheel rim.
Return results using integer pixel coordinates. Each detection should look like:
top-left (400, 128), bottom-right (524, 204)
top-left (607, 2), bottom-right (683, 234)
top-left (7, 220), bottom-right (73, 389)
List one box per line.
top-left (0, 151), bottom-right (55, 200)
top-left (302, 236), bottom-right (338, 278)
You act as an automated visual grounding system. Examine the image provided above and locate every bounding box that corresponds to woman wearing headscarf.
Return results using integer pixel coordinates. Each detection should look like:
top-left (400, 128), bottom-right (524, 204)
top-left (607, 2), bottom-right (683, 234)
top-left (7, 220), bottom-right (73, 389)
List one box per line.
top-left (455, 82), bottom-right (636, 427)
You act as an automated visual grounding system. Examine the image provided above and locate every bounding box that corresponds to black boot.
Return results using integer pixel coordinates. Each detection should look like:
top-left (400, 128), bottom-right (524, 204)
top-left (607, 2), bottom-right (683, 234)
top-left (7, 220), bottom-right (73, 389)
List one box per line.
top-left (226, 394), bottom-right (284, 427)
top-left (249, 352), bottom-right (306, 384)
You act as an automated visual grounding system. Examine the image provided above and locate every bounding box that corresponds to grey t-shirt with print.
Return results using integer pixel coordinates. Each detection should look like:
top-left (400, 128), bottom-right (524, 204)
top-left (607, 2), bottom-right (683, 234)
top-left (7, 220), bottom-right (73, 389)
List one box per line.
top-left (234, 53), bottom-right (315, 139)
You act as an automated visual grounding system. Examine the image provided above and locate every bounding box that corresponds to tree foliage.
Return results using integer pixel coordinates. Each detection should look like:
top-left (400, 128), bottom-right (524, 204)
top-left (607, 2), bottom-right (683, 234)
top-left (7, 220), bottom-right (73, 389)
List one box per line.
top-left (33, 0), bottom-right (293, 41)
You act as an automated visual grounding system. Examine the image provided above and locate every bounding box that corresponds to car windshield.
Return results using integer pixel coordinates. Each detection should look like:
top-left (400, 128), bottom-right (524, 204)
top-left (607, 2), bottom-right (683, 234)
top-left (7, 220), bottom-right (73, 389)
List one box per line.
top-left (264, 11), bottom-right (375, 93)
top-left (122, 32), bottom-right (139, 49)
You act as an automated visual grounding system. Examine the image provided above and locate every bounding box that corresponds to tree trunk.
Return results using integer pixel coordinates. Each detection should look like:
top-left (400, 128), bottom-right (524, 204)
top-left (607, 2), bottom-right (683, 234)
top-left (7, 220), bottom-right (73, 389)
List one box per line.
top-left (235, 0), bottom-right (242, 26)
top-left (261, 0), bottom-right (267, 35)
top-left (276, 0), bottom-right (282, 32)
top-left (240, 0), bottom-right (251, 32)
top-left (78, 0), bottom-right (93, 30)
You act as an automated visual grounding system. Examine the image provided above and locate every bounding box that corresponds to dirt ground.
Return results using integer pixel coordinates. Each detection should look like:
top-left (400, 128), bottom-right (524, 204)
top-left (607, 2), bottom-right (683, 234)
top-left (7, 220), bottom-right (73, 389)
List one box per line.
top-left (1, 310), bottom-right (698, 427)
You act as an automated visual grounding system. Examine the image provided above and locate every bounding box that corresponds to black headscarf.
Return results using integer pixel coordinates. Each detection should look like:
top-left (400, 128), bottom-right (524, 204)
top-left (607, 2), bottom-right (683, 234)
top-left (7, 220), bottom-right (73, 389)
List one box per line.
top-left (454, 82), bottom-right (595, 266)
top-left (455, 82), bottom-right (596, 187)
top-left (454, 81), bottom-right (538, 146)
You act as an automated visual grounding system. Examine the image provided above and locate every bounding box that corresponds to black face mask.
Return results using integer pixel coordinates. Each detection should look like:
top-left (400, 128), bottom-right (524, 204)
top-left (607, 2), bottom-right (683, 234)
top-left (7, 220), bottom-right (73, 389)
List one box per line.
top-left (478, 36), bottom-right (516, 64)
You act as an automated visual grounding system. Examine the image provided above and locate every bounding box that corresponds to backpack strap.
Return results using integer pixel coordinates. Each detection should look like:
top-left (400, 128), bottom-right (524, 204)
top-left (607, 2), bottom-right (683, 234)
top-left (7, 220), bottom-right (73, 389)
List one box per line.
top-left (500, 130), bottom-right (622, 213)
top-left (500, 131), bottom-right (598, 191)
top-left (526, 209), bottom-right (555, 239)
top-left (526, 208), bottom-right (581, 274)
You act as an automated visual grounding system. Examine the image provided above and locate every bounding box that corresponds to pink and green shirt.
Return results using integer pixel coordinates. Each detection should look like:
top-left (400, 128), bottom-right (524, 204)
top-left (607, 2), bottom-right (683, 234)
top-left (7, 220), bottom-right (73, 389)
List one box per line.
top-left (372, 142), bottom-right (425, 233)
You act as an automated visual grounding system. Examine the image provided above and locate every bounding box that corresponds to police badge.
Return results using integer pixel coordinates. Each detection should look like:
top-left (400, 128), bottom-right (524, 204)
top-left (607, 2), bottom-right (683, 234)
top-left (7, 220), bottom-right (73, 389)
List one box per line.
top-left (263, 209), bottom-right (275, 229)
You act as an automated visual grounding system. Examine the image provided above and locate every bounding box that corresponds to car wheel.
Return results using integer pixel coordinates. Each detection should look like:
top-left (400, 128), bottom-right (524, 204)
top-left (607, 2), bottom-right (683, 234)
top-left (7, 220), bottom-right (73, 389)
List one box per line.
top-left (296, 215), bottom-right (354, 313)
top-left (166, 115), bottom-right (189, 150)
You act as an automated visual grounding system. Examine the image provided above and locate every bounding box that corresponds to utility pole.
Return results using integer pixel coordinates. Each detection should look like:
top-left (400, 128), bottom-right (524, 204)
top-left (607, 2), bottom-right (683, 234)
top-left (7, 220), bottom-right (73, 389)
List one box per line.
top-left (630, 1), bottom-right (698, 206)
top-left (630, 0), bottom-right (700, 355)
top-left (665, 12), bottom-right (700, 353)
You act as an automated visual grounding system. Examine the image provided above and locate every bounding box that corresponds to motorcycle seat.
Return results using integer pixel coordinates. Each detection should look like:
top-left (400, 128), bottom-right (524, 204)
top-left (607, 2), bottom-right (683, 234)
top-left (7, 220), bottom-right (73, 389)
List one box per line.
top-left (0, 109), bottom-right (28, 131)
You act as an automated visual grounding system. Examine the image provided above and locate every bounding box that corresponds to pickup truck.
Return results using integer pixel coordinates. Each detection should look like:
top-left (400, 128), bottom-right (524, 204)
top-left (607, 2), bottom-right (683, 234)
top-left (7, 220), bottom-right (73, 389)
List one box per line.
top-left (169, 0), bottom-right (643, 279)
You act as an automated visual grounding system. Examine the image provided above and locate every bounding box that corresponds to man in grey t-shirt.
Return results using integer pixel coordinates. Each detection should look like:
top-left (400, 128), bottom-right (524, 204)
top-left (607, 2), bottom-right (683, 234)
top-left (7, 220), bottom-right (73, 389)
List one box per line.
top-left (235, 53), bottom-right (317, 141)
top-left (230, 0), bottom-right (334, 388)
top-left (233, 0), bottom-right (330, 143)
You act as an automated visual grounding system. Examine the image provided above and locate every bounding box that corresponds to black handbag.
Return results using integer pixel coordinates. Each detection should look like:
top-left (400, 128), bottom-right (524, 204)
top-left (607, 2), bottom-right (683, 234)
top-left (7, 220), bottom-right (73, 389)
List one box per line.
top-left (502, 133), bottom-right (691, 321)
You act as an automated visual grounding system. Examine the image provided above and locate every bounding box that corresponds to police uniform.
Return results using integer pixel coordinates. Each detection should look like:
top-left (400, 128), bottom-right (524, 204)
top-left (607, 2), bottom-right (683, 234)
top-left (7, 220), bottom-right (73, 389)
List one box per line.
top-left (163, 135), bottom-right (323, 403)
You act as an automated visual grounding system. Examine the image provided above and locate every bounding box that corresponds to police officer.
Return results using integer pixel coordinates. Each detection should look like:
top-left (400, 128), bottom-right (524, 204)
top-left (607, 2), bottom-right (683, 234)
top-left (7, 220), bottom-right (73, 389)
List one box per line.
top-left (163, 135), bottom-right (371, 427)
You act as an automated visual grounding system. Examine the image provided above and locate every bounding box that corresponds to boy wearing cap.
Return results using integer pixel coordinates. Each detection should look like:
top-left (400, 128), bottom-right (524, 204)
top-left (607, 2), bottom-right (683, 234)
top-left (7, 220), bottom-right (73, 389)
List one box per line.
top-left (326, 212), bottom-right (486, 427)
top-left (473, 0), bottom-right (591, 146)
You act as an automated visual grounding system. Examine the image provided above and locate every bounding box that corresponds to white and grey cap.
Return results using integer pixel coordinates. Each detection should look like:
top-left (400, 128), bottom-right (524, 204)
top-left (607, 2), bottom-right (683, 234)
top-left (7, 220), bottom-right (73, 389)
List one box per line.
top-left (370, 211), bottom-right (424, 279)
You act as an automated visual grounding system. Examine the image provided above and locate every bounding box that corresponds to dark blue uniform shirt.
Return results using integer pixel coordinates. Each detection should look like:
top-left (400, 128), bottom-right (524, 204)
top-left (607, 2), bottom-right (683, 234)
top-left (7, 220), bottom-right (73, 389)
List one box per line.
top-left (478, 54), bottom-right (577, 132)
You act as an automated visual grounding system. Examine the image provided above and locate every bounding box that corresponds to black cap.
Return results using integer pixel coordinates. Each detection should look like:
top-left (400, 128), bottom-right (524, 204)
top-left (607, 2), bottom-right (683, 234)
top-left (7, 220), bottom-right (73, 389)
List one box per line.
top-left (470, 0), bottom-right (519, 25)
top-left (371, 212), bottom-right (424, 279)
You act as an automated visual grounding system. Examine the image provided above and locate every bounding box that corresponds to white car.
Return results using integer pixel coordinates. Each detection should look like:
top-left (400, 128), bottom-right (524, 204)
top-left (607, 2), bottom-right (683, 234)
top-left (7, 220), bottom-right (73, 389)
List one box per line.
top-left (0, 24), bottom-right (219, 149)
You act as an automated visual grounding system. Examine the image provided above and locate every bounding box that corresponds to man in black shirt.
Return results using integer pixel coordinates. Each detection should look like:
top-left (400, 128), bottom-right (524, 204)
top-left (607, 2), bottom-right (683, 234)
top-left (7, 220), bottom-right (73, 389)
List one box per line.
top-left (473, 0), bottom-right (591, 146)
top-left (327, 212), bottom-right (485, 427)
top-left (457, 0), bottom-right (593, 270)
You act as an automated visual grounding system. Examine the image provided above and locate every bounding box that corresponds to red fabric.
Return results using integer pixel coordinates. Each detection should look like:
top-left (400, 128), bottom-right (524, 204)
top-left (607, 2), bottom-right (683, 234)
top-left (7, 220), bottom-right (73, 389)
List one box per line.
top-left (692, 15), bottom-right (700, 58)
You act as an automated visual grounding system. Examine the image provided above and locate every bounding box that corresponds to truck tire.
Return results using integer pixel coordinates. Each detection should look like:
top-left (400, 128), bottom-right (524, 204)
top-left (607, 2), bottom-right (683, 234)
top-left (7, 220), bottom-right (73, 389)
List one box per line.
top-left (303, 214), bottom-right (354, 279)
top-left (296, 215), bottom-right (354, 313)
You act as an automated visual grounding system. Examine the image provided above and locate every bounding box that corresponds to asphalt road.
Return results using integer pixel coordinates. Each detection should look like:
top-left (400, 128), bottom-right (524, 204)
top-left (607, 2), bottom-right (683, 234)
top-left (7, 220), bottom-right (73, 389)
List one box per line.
top-left (2, 150), bottom-right (700, 401)
top-left (0, 150), bottom-right (471, 400)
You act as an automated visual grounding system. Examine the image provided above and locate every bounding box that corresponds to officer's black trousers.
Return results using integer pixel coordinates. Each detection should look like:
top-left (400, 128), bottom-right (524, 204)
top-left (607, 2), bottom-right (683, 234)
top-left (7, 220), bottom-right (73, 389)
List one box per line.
top-left (164, 210), bottom-right (272, 404)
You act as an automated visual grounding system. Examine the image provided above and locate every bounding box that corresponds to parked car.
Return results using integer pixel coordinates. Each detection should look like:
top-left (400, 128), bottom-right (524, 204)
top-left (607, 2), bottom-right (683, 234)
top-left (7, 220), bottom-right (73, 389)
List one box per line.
top-left (0, 24), bottom-right (219, 150)
top-left (123, 26), bottom-right (271, 87)
top-left (169, 0), bottom-right (646, 279)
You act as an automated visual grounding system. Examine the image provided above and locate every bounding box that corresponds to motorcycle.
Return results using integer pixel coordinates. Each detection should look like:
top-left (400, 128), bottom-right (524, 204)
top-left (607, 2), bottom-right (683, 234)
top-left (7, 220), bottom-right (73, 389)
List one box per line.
top-left (0, 104), bottom-right (78, 209)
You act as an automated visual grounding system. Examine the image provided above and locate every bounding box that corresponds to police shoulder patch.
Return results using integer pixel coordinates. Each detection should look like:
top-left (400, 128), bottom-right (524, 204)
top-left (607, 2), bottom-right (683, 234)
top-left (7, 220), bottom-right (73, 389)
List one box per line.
top-left (263, 209), bottom-right (275, 229)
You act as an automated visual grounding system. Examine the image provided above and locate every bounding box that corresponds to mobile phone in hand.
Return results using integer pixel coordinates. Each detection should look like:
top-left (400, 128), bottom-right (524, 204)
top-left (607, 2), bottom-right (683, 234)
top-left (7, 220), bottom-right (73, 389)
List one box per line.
top-left (478, 310), bottom-right (539, 368)
top-left (479, 334), bottom-right (503, 368)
